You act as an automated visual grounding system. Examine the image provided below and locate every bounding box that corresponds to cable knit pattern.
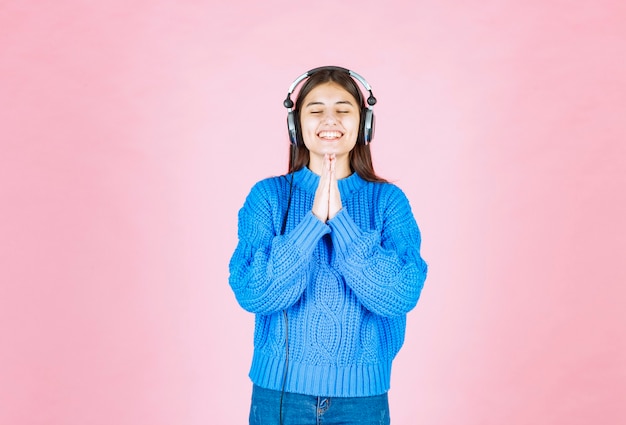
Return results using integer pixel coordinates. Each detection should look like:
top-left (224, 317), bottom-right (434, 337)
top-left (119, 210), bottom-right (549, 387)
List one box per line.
top-left (229, 167), bottom-right (427, 397)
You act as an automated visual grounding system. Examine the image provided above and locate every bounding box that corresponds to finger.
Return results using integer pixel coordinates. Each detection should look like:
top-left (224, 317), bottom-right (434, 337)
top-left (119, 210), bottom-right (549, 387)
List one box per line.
top-left (313, 156), bottom-right (331, 221)
top-left (322, 154), bottom-right (332, 184)
top-left (328, 174), bottom-right (342, 219)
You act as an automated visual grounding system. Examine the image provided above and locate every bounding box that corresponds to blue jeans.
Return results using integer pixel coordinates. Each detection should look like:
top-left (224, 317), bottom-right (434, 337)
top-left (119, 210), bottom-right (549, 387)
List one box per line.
top-left (249, 384), bottom-right (390, 425)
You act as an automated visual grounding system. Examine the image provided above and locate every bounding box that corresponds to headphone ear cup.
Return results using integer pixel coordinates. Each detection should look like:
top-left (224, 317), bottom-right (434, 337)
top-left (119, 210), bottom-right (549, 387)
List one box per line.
top-left (287, 111), bottom-right (298, 145)
top-left (362, 108), bottom-right (375, 144)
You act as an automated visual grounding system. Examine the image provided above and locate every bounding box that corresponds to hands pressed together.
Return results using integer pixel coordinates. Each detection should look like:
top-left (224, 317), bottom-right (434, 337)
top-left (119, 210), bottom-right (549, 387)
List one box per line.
top-left (312, 153), bottom-right (343, 223)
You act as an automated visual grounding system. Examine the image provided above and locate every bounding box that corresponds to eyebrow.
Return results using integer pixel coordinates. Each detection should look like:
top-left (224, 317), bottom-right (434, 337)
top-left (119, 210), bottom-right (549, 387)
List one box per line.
top-left (305, 100), bottom-right (355, 108)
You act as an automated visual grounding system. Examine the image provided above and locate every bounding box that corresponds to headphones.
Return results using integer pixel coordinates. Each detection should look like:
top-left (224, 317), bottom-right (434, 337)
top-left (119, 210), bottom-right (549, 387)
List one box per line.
top-left (283, 66), bottom-right (377, 146)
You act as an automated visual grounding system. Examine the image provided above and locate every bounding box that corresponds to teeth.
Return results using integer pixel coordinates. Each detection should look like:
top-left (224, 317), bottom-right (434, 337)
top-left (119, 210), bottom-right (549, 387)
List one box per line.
top-left (318, 131), bottom-right (342, 139)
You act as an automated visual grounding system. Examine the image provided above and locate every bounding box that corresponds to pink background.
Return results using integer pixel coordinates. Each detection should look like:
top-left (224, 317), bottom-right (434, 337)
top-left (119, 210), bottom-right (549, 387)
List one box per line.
top-left (1, 1), bottom-right (625, 424)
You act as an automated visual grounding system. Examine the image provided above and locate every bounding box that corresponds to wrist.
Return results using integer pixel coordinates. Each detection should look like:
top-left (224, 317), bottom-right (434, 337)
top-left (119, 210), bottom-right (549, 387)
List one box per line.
top-left (312, 209), bottom-right (327, 223)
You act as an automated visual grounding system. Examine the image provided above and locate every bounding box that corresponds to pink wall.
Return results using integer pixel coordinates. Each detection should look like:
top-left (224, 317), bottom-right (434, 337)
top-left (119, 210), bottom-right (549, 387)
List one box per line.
top-left (1, 1), bottom-right (624, 424)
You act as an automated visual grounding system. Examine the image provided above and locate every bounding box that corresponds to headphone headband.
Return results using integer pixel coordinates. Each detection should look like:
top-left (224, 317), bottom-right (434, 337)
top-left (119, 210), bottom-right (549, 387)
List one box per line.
top-left (284, 66), bottom-right (377, 145)
top-left (283, 66), bottom-right (377, 110)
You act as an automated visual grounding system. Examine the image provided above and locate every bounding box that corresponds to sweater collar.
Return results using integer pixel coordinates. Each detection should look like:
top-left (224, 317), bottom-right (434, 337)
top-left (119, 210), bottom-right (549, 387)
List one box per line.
top-left (292, 166), bottom-right (367, 198)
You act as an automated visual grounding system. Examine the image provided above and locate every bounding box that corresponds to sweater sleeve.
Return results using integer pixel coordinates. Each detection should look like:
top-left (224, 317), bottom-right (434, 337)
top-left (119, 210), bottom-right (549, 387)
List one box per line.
top-left (327, 186), bottom-right (427, 317)
top-left (228, 181), bottom-right (330, 314)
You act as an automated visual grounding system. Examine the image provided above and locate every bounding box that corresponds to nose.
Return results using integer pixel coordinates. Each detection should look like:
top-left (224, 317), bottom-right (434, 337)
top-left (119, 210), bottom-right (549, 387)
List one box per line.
top-left (322, 111), bottom-right (338, 124)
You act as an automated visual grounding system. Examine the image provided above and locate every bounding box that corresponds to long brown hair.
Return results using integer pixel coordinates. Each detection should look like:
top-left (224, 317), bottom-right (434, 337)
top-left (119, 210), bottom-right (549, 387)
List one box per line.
top-left (287, 68), bottom-right (387, 183)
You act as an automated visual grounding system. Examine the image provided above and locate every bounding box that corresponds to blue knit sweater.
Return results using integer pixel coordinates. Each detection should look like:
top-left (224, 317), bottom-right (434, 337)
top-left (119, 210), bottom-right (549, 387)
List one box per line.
top-left (229, 167), bottom-right (427, 397)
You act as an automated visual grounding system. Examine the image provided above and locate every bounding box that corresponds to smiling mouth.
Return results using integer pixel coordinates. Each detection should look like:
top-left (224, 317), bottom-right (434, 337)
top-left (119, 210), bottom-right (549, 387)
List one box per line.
top-left (318, 130), bottom-right (343, 140)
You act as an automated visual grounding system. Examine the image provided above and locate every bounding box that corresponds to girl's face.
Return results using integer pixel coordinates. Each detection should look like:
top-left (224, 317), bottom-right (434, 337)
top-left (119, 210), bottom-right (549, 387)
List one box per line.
top-left (300, 82), bottom-right (360, 167)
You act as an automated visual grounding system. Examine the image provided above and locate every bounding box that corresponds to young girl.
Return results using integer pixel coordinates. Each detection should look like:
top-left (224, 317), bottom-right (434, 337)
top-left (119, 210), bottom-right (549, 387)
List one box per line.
top-left (229, 66), bottom-right (428, 424)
